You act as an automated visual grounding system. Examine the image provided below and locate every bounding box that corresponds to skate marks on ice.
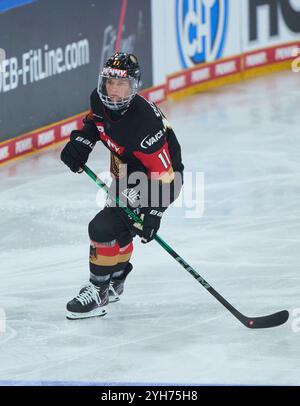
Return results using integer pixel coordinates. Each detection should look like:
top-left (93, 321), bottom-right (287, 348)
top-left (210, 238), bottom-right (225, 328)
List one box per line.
top-left (0, 71), bottom-right (300, 384)
top-left (0, 279), bottom-right (223, 383)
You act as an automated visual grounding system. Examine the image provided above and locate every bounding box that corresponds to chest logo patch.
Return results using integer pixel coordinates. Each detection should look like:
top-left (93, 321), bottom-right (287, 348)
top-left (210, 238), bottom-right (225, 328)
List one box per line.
top-left (140, 130), bottom-right (164, 149)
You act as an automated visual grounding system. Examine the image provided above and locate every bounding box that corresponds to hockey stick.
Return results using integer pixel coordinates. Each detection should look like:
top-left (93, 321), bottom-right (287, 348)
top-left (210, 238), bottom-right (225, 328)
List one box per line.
top-left (83, 164), bottom-right (289, 329)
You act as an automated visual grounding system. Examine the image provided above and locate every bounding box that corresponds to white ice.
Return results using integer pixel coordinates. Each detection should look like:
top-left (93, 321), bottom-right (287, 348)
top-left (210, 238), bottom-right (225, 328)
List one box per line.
top-left (0, 71), bottom-right (300, 385)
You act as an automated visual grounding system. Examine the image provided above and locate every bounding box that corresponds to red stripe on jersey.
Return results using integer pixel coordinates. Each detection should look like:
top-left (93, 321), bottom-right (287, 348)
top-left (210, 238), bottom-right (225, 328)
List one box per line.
top-left (91, 240), bottom-right (120, 257)
top-left (119, 242), bottom-right (133, 254)
top-left (133, 142), bottom-right (172, 179)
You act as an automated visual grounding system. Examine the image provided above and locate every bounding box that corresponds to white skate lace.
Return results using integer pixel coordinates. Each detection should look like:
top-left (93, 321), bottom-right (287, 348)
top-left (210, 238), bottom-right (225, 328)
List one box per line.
top-left (75, 284), bottom-right (100, 306)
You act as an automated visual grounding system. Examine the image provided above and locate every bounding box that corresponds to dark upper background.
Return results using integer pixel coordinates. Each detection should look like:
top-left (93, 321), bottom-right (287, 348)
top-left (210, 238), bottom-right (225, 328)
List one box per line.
top-left (0, 0), bottom-right (153, 141)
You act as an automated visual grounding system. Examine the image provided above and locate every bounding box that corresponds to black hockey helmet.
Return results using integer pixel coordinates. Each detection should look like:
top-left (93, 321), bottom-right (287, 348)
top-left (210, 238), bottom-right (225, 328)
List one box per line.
top-left (97, 52), bottom-right (141, 110)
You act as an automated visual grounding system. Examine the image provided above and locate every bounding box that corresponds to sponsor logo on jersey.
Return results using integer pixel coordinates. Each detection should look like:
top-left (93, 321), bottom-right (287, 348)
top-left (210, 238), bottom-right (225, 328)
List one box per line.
top-left (140, 130), bottom-right (164, 149)
top-left (99, 132), bottom-right (124, 155)
top-left (176, 0), bottom-right (228, 68)
top-left (148, 100), bottom-right (161, 118)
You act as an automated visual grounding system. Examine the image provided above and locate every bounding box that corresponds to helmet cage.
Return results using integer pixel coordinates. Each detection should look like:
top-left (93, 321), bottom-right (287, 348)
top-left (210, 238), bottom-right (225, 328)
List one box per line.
top-left (97, 69), bottom-right (139, 111)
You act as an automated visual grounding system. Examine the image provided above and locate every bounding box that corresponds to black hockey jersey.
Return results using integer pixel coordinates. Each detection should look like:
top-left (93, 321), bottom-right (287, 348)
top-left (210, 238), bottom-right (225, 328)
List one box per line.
top-left (82, 89), bottom-right (184, 180)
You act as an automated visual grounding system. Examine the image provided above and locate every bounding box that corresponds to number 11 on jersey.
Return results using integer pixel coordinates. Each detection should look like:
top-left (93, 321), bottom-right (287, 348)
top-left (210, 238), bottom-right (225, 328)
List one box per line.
top-left (158, 149), bottom-right (171, 169)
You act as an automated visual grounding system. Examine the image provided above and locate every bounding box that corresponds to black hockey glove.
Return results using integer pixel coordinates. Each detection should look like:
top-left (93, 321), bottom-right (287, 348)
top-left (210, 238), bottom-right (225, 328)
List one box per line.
top-left (134, 207), bottom-right (164, 244)
top-left (60, 130), bottom-right (96, 173)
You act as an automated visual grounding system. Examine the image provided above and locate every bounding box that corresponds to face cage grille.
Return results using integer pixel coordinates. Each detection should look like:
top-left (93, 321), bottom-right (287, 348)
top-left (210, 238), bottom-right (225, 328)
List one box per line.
top-left (97, 74), bottom-right (139, 111)
top-left (99, 93), bottom-right (136, 111)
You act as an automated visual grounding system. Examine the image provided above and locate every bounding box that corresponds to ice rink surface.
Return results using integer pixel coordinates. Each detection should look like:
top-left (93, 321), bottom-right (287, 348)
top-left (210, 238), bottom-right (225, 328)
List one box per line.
top-left (0, 71), bottom-right (300, 385)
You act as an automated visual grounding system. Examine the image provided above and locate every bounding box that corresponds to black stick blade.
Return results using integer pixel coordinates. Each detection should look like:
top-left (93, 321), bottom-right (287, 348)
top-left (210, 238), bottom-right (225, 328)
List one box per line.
top-left (241, 310), bottom-right (289, 329)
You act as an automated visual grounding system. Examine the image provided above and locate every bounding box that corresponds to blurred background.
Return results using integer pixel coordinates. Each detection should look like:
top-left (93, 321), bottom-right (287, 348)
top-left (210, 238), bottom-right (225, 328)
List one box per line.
top-left (1, 0), bottom-right (299, 159)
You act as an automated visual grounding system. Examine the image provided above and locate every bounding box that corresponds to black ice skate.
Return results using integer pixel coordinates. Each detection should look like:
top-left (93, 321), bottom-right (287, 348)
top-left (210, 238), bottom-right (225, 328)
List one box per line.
top-left (109, 262), bottom-right (133, 303)
top-left (66, 282), bottom-right (109, 320)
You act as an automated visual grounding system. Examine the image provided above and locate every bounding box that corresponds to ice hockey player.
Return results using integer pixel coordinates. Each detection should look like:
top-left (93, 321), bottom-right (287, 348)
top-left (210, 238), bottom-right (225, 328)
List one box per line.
top-left (61, 52), bottom-right (184, 319)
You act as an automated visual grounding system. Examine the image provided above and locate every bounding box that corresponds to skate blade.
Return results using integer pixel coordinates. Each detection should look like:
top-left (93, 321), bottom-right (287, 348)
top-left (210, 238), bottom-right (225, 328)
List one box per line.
top-left (109, 295), bottom-right (120, 303)
top-left (109, 286), bottom-right (121, 303)
top-left (66, 307), bottom-right (107, 320)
